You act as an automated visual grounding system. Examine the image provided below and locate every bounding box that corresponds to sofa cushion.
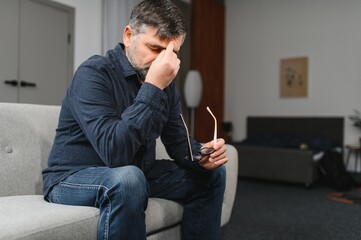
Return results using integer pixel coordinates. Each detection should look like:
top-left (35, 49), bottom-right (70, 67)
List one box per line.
top-left (0, 103), bottom-right (60, 197)
top-left (0, 195), bottom-right (183, 239)
top-left (0, 195), bottom-right (98, 240)
top-left (145, 198), bottom-right (183, 234)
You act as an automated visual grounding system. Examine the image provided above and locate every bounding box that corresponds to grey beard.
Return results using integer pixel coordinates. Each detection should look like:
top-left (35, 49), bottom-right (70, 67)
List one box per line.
top-left (133, 66), bottom-right (149, 81)
top-left (126, 51), bottom-right (149, 81)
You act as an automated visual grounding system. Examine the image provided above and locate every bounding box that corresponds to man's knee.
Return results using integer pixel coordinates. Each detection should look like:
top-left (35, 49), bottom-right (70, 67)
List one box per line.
top-left (105, 166), bottom-right (148, 200)
top-left (218, 165), bottom-right (226, 182)
top-left (211, 165), bottom-right (226, 189)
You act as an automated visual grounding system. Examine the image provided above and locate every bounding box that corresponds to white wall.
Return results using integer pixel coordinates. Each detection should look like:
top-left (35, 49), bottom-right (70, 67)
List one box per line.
top-left (225, 0), bottom-right (361, 144)
top-left (51, 0), bottom-right (102, 71)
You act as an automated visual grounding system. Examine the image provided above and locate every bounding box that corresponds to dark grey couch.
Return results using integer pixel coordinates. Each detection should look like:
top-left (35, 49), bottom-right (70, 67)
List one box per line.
top-left (235, 116), bottom-right (344, 187)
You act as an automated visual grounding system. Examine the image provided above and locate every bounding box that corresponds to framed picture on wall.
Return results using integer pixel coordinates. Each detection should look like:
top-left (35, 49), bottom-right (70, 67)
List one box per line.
top-left (280, 57), bottom-right (308, 97)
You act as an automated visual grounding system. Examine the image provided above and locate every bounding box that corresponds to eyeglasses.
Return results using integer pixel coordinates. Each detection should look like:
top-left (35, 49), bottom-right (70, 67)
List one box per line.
top-left (179, 106), bottom-right (217, 162)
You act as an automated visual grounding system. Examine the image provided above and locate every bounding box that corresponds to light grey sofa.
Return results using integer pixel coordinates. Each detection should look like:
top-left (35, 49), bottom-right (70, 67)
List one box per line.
top-left (0, 102), bottom-right (238, 240)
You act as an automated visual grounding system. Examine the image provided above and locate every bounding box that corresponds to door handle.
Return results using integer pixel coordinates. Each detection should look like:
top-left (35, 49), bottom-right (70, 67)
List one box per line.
top-left (4, 80), bottom-right (18, 86)
top-left (20, 81), bottom-right (36, 87)
top-left (4, 80), bottom-right (36, 87)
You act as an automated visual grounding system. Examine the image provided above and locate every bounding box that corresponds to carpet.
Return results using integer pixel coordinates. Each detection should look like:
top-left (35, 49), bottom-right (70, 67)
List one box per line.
top-left (221, 176), bottom-right (361, 240)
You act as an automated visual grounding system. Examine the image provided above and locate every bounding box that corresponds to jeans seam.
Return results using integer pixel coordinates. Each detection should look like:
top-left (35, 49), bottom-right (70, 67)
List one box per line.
top-left (59, 182), bottom-right (108, 191)
top-left (104, 190), bottom-right (111, 240)
top-left (58, 182), bottom-right (111, 240)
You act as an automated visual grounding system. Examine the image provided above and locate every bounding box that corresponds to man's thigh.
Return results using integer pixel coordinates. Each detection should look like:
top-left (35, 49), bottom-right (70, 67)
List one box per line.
top-left (147, 161), bottom-right (211, 202)
top-left (46, 166), bottom-right (144, 207)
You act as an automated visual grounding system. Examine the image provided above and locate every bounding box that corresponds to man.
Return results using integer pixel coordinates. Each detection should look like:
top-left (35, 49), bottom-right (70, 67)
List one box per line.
top-left (42, 0), bottom-right (228, 239)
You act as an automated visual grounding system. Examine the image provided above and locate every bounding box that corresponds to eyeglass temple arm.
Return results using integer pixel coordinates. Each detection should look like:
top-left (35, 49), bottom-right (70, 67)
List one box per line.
top-left (206, 106), bottom-right (217, 146)
top-left (179, 114), bottom-right (194, 162)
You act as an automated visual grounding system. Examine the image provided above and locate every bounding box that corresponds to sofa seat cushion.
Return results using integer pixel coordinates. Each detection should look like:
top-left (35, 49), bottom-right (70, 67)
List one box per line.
top-left (145, 198), bottom-right (183, 234)
top-left (0, 195), bottom-right (183, 239)
top-left (0, 195), bottom-right (99, 240)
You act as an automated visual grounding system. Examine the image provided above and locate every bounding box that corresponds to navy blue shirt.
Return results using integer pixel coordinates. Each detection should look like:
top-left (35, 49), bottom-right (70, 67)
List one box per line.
top-left (42, 44), bottom-right (202, 196)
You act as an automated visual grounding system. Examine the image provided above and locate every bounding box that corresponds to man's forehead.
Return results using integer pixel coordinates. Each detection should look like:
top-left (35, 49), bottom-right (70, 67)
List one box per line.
top-left (147, 40), bottom-right (182, 53)
top-left (140, 27), bottom-right (184, 50)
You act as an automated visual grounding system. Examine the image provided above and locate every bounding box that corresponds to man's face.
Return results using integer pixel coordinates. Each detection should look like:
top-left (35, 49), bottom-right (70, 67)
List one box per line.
top-left (123, 26), bottom-right (184, 80)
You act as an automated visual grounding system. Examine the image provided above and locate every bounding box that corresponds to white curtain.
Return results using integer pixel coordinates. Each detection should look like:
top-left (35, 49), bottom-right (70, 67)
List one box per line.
top-left (102, 0), bottom-right (141, 54)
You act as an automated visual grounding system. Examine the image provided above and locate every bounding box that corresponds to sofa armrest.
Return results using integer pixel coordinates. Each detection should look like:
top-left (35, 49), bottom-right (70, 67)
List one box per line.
top-left (155, 139), bottom-right (238, 227)
top-left (221, 144), bottom-right (238, 226)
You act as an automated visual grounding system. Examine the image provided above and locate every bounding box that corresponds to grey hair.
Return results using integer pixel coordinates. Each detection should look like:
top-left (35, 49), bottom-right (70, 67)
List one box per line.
top-left (128, 0), bottom-right (187, 40)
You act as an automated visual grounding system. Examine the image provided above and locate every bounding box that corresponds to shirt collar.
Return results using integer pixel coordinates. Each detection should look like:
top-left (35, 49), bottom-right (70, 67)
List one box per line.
top-left (112, 43), bottom-right (139, 81)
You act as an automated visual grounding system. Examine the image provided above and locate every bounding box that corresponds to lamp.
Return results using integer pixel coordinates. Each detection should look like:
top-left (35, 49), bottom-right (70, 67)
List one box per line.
top-left (184, 70), bottom-right (203, 136)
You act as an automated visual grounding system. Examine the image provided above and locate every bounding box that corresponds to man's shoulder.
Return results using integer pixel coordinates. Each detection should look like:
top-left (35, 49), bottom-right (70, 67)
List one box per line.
top-left (74, 54), bottom-right (122, 81)
top-left (79, 45), bottom-right (129, 72)
top-left (81, 54), bottom-right (112, 69)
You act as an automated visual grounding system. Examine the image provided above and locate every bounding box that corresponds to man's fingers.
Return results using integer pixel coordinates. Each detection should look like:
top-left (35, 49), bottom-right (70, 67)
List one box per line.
top-left (145, 40), bottom-right (179, 89)
top-left (165, 41), bottom-right (175, 57)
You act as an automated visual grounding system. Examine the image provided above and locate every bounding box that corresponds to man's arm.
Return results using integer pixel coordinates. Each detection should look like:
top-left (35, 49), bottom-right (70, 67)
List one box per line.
top-left (67, 63), bottom-right (168, 168)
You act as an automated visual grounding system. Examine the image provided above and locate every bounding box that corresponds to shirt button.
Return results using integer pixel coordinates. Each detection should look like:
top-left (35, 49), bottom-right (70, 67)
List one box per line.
top-left (5, 146), bottom-right (13, 153)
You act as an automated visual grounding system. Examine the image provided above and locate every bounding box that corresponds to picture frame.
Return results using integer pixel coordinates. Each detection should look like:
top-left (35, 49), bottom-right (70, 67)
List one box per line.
top-left (280, 57), bottom-right (308, 97)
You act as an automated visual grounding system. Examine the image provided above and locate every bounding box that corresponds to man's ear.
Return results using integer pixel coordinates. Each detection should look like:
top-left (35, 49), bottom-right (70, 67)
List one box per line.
top-left (123, 26), bottom-right (132, 47)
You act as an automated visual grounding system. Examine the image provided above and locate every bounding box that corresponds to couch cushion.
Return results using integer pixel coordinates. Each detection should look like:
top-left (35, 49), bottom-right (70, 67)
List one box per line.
top-left (0, 195), bottom-right (98, 240)
top-left (0, 195), bottom-right (183, 239)
top-left (145, 198), bottom-right (183, 234)
top-left (0, 103), bottom-right (60, 196)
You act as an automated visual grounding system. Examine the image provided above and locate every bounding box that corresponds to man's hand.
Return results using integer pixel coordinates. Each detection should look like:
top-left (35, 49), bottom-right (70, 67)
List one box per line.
top-left (145, 41), bottom-right (180, 90)
top-left (198, 138), bottom-right (228, 170)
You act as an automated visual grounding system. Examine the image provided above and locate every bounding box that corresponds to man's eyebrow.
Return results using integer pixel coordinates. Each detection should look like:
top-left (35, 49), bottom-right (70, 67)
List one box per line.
top-left (147, 43), bottom-right (179, 54)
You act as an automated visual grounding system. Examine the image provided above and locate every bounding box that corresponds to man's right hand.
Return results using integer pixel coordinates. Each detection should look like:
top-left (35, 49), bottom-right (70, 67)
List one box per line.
top-left (145, 41), bottom-right (180, 90)
top-left (198, 138), bottom-right (228, 170)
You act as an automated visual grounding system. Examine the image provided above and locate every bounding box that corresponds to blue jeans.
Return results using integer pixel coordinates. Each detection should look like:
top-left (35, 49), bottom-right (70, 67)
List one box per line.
top-left (46, 163), bottom-right (226, 240)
